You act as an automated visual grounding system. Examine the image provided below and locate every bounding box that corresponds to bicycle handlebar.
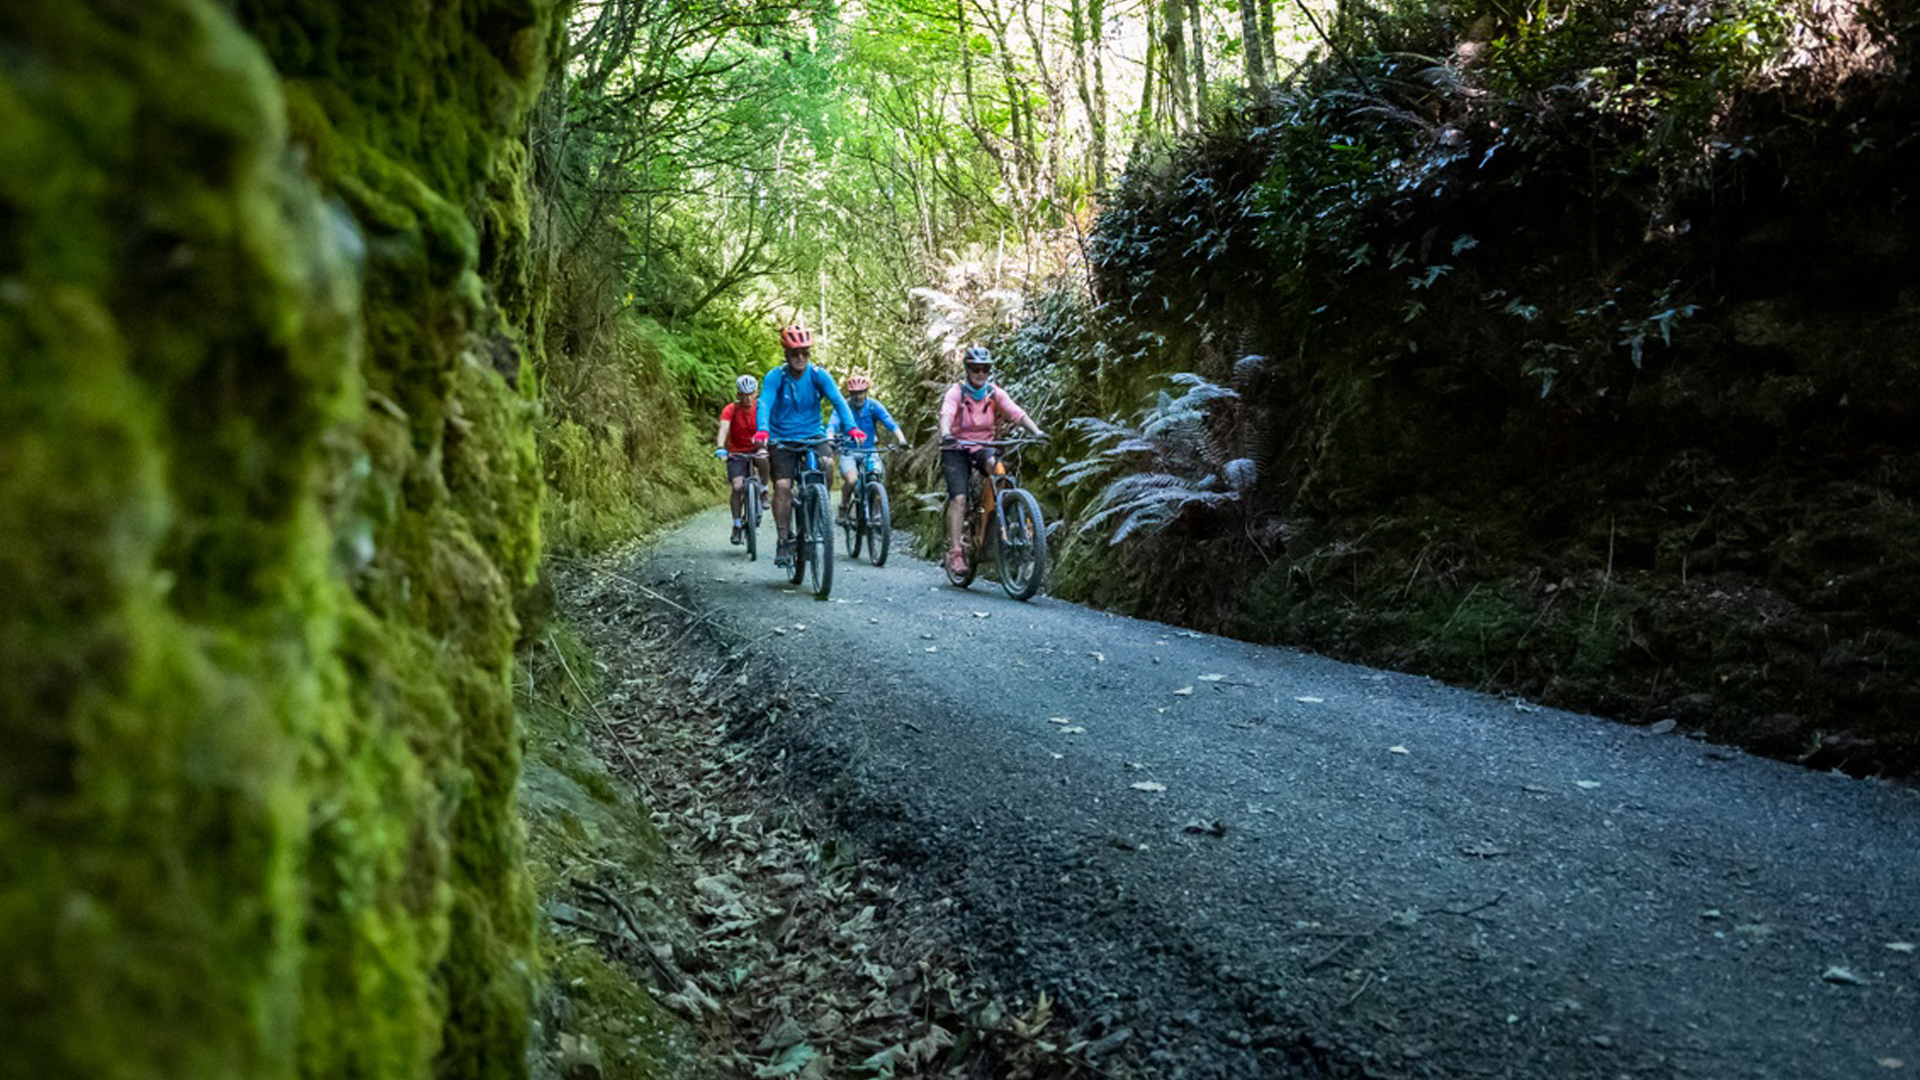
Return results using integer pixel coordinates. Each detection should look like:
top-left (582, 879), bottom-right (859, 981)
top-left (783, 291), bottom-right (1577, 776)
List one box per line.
top-left (946, 436), bottom-right (1049, 450)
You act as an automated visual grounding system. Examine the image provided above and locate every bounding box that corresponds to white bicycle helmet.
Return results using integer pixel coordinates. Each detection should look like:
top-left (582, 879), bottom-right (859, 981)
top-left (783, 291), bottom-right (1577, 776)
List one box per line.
top-left (736, 374), bottom-right (758, 394)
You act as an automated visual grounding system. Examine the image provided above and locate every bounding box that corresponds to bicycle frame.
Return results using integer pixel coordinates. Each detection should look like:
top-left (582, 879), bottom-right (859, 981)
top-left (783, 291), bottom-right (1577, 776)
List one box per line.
top-left (769, 439), bottom-right (835, 598)
top-left (952, 438), bottom-right (1035, 545)
top-left (724, 450), bottom-right (767, 559)
top-left (838, 440), bottom-right (889, 502)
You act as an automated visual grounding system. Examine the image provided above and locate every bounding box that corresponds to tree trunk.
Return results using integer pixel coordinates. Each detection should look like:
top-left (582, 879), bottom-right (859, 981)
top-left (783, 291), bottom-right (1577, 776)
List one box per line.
top-left (1129, 3), bottom-right (1158, 162)
top-left (1258, 0), bottom-right (1277, 77)
top-left (1089, 0), bottom-right (1108, 190)
top-left (1161, 0), bottom-right (1191, 132)
top-left (1241, 0), bottom-right (1267, 87)
top-left (1071, 0), bottom-right (1111, 193)
top-left (1186, 0), bottom-right (1207, 119)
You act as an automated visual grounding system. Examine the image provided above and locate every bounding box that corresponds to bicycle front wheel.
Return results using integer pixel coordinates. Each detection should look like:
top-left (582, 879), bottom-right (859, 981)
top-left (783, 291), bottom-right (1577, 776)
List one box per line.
top-left (995, 488), bottom-right (1047, 601)
top-left (803, 482), bottom-right (833, 599)
top-left (865, 481), bottom-right (891, 566)
top-left (743, 480), bottom-right (760, 561)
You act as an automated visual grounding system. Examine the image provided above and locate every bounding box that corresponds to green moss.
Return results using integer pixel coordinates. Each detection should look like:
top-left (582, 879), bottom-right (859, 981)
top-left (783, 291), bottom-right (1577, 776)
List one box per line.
top-left (2, 1), bottom-right (562, 1078)
top-left (538, 315), bottom-right (721, 555)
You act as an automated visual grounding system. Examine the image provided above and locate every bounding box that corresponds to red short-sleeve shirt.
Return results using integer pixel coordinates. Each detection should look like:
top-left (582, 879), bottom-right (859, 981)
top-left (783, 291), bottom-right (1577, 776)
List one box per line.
top-left (720, 402), bottom-right (759, 453)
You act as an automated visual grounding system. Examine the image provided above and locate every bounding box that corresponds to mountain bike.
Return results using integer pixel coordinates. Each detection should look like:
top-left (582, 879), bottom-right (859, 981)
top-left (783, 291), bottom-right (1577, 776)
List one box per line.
top-left (769, 439), bottom-right (833, 600)
top-left (944, 437), bottom-right (1048, 601)
top-left (837, 440), bottom-right (896, 567)
top-left (724, 451), bottom-right (766, 561)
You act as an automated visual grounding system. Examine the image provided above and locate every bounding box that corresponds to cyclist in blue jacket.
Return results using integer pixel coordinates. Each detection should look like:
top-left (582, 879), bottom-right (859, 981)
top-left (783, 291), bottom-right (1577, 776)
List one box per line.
top-left (753, 325), bottom-right (860, 568)
top-left (826, 372), bottom-right (910, 524)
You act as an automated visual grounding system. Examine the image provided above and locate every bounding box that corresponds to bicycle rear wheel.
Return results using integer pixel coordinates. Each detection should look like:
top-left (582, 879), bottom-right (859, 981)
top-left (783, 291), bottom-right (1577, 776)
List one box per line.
top-left (865, 481), bottom-right (890, 566)
top-left (995, 488), bottom-right (1047, 601)
top-left (786, 489), bottom-right (806, 586)
top-left (842, 483), bottom-right (861, 559)
top-left (803, 482), bottom-right (833, 599)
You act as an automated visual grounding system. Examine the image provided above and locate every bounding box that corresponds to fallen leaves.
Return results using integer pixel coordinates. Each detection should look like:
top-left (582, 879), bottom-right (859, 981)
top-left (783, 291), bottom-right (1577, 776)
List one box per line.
top-left (548, 583), bottom-right (1126, 1080)
top-left (751, 1041), bottom-right (818, 1077)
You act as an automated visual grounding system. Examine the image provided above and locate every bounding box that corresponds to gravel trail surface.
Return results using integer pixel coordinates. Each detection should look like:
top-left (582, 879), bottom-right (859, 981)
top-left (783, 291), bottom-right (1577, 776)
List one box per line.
top-left (601, 507), bottom-right (1919, 1079)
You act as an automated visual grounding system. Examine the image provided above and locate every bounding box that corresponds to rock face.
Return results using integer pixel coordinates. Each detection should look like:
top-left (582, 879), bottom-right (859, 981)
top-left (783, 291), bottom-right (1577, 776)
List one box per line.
top-left (0, 2), bottom-right (560, 1077)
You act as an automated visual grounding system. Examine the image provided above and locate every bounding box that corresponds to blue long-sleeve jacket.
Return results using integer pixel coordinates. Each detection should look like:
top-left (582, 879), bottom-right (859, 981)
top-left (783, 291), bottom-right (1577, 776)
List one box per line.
top-left (756, 363), bottom-right (854, 442)
top-left (826, 399), bottom-right (901, 442)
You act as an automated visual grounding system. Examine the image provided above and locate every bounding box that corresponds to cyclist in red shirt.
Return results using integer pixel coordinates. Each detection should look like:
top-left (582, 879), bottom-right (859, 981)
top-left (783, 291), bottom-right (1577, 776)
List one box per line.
top-left (715, 374), bottom-right (771, 545)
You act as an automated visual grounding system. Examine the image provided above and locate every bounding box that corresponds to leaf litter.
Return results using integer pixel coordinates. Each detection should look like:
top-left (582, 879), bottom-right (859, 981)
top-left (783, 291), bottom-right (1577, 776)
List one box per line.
top-left (548, 562), bottom-right (1119, 1079)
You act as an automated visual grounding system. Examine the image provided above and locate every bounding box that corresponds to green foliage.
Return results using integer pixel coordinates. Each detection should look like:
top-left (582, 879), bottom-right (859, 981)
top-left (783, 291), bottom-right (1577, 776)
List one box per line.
top-left (1030, 0), bottom-right (1920, 772)
top-left (537, 309), bottom-right (721, 545)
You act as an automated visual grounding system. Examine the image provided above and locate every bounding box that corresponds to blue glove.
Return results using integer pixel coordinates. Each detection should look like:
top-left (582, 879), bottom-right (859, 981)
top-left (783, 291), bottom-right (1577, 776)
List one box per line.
top-left (713, 447), bottom-right (726, 459)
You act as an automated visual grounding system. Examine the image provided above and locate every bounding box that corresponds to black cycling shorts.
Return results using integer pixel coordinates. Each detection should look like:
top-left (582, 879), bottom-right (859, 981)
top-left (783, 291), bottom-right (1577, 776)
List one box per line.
top-left (725, 452), bottom-right (766, 481)
top-left (941, 446), bottom-right (996, 499)
top-left (770, 441), bottom-right (831, 483)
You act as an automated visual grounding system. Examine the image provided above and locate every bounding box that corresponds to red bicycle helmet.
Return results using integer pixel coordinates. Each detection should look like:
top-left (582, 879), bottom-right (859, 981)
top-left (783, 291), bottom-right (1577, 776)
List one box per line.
top-left (845, 373), bottom-right (871, 392)
top-left (780, 325), bottom-right (813, 349)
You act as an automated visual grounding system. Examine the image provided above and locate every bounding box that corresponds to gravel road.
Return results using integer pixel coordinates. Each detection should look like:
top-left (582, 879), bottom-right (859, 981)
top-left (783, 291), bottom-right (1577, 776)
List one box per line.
top-left (609, 507), bottom-right (1919, 1079)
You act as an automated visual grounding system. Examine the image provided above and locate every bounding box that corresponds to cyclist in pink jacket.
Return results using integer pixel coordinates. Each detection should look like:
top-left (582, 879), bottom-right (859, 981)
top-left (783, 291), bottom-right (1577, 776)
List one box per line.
top-left (937, 347), bottom-right (1046, 576)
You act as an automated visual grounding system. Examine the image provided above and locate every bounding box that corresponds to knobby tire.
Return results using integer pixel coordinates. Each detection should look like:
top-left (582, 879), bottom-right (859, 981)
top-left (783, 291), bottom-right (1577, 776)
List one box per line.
top-left (743, 478), bottom-right (760, 561)
top-left (803, 482), bottom-right (833, 599)
top-left (995, 488), bottom-right (1046, 601)
top-left (866, 481), bottom-right (890, 567)
top-left (842, 482), bottom-right (862, 560)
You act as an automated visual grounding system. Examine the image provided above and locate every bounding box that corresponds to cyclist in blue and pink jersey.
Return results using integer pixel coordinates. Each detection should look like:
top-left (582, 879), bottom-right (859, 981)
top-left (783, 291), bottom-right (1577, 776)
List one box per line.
top-left (937, 346), bottom-right (1046, 577)
top-left (826, 373), bottom-right (910, 524)
top-left (753, 325), bottom-right (860, 568)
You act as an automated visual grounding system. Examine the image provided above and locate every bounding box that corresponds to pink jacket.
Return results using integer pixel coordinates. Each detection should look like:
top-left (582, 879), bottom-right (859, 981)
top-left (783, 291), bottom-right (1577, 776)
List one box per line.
top-left (939, 382), bottom-right (1030, 442)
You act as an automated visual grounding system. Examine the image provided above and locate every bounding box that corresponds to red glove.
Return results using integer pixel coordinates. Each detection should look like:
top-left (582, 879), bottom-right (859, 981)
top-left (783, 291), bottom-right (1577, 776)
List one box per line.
top-left (752, 430), bottom-right (769, 446)
top-left (849, 428), bottom-right (867, 443)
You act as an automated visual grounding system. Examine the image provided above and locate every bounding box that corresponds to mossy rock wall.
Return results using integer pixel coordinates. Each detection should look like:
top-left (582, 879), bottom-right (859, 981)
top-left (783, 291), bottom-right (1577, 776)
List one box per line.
top-left (1, 1), bottom-right (560, 1077)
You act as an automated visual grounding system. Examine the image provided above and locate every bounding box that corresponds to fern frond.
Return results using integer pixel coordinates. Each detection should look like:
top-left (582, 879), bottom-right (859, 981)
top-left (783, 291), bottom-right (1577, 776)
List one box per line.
top-left (1223, 457), bottom-right (1258, 493)
top-left (1111, 505), bottom-right (1177, 544)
